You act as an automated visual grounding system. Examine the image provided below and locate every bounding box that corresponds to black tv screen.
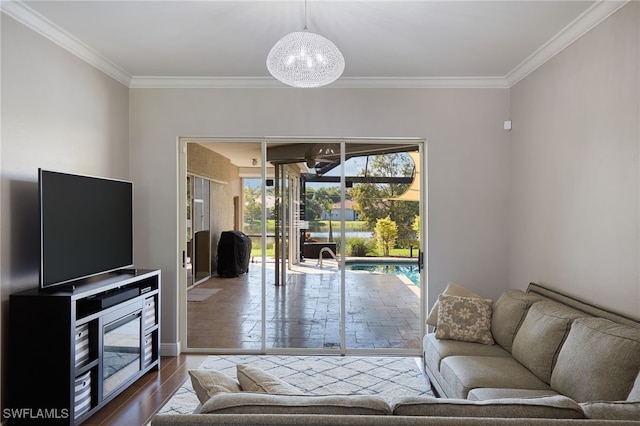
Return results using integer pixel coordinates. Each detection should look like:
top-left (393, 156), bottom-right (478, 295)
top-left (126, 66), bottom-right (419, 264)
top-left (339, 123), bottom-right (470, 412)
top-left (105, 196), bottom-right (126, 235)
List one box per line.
top-left (39, 169), bottom-right (134, 289)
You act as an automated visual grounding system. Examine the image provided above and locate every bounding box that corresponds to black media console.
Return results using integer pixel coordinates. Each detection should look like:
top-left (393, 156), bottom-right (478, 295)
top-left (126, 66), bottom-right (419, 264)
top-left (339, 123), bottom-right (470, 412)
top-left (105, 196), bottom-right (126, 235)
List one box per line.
top-left (8, 269), bottom-right (161, 425)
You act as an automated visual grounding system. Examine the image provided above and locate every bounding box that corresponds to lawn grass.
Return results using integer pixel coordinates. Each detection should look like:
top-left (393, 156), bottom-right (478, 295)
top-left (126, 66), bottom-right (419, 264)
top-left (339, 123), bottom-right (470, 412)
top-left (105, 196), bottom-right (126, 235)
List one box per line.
top-left (307, 220), bottom-right (368, 232)
top-left (245, 220), bottom-right (419, 258)
top-left (369, 247), bottom-right (419, 258)
top-left (249, 244), bottom-right (418, 258)
top-left (245, 220), bottom-right (368, 234)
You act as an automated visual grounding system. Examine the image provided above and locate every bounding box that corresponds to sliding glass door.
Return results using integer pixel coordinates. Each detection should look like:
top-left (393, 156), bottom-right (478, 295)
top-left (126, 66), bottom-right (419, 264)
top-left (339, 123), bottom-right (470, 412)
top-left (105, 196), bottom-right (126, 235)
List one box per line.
top-left (187, 176), bottom-right (211, 287)
top-left (181, 138), bottom-right (425, 355)
top-left (266, 141), bottom-right (344, 351)
top-left (343, 142), bottom-right (423, 351)
top-left (182, 140), bottom-right (264, 351)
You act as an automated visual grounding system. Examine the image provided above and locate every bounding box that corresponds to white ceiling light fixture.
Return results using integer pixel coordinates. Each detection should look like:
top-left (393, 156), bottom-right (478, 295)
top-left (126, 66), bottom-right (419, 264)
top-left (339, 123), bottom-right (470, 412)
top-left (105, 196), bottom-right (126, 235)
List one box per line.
top-left (266, 0), bottom-right (345, 88)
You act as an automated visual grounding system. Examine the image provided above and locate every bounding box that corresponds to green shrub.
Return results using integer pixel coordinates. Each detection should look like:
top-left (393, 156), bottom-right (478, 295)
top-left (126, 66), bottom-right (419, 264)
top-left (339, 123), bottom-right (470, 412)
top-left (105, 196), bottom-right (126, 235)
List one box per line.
top-left (374, 216), bottom-right (398, 256)
top-left (346, 237), bottom-right (375, 257)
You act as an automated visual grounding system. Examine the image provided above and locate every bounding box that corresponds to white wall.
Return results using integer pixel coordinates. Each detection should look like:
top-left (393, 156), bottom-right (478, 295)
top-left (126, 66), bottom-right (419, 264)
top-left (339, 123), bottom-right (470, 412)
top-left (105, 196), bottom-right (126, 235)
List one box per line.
top-left (509, 2), bottom-right (640, 319)
top-left (0, 14), bottom-right (130, 406)
top-left (130, 87), bottom-right (511, 348)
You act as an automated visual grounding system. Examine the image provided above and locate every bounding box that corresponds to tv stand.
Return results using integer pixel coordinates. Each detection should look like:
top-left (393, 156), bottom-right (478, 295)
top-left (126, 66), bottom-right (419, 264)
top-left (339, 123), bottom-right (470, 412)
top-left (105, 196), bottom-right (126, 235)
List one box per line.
top-left (9, 269), bottom-right (160, 425)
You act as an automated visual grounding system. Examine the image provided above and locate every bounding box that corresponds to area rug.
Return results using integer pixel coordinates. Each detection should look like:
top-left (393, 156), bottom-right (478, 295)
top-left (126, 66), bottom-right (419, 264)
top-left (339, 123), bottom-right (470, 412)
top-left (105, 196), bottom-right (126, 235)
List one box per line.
top-left (186, 287), bottom-right (221, 302)
top-left (158, 355), bottom-right (433, 415)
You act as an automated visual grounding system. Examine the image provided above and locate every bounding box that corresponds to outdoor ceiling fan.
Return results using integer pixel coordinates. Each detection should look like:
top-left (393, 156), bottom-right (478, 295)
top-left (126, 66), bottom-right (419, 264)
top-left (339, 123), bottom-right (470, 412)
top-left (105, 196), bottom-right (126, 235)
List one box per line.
top-left (305, 143), bottom-right (340, 168)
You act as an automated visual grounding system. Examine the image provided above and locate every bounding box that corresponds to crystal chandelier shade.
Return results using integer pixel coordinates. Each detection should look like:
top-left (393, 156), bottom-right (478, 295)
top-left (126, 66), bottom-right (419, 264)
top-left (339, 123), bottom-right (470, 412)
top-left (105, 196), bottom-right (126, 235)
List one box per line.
top-left (266, 21), bottom-right (344, 87)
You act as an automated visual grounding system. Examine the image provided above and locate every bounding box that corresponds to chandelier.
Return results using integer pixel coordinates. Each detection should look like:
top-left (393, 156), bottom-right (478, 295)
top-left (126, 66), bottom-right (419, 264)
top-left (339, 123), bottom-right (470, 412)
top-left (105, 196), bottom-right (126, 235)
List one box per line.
top-left (266, 1), bottom-right (345, 88)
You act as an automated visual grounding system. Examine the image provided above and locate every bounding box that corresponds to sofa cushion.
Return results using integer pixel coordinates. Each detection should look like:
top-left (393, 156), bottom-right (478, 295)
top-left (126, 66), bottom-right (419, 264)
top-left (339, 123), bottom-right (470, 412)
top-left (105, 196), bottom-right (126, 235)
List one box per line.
top-left (236, 364), bottom-right (301, 395)
top-left (423, 333), bottom-right (510, 374)
top-left (440, 356), bottom-right (550, 399)
top-left (392, 395), bottom-right (584, 419)
top-left (427, 282), bottom-right (481, 327)
top-left (511, 301), bottom-right (586, 384)
top-left (435, 294), bottom-right (494, 345)
top-left (189, 370), bottom-right (241, 404)
top-left (467, 388), bottom-right (559, 401)
top-left (580, 401), bottom-right (640, 420)
top-left (199, 392), bottom-right (391, 415)
top-left (550, 318), bottom-right (640, 402)
top-left (491, 289), bottom-right (542, 352)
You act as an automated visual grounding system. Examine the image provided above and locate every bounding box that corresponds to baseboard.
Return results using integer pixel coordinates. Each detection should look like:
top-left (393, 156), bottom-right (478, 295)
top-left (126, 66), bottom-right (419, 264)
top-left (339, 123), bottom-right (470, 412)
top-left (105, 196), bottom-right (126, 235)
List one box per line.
top-left (160, 341), bottom-right (181, 357)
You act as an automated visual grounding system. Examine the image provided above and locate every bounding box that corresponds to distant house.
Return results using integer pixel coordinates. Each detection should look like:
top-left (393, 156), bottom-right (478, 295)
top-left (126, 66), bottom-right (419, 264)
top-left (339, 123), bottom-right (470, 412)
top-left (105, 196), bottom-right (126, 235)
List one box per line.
top-left (321, 200), bottom-right (358, 221)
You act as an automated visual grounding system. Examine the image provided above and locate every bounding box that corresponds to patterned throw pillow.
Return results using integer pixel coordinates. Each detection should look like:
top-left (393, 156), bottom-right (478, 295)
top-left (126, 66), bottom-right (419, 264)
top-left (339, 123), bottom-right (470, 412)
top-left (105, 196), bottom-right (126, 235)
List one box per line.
top-left (436, 294), bottom-right (494, 345)
top-left (426, 282), bottom-right (481, 327)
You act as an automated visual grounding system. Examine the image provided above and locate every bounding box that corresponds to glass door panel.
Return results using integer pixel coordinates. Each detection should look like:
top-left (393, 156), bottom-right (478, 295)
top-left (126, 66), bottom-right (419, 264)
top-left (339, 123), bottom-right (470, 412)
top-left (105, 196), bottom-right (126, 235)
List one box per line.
top-left (186, 141), bottom-right (264, 351)
top-left (343, 142), bottom-right (422, 351)
top-left (193, 177), bottom-right (211, 284)
top-left (265, 141), bottom-right (343, 350)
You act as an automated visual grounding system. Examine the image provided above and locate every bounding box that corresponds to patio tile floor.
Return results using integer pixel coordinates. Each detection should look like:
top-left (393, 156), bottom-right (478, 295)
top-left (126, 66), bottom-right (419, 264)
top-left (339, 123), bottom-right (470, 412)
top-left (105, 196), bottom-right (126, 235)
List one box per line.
top-left (187, 259), bottom-right (422, 351)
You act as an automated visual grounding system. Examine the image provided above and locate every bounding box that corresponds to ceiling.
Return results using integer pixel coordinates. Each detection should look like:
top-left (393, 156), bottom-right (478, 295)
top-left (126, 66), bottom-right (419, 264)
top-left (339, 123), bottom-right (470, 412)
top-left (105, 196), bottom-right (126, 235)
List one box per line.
top-left (2, 1), bottom-right (627, 89)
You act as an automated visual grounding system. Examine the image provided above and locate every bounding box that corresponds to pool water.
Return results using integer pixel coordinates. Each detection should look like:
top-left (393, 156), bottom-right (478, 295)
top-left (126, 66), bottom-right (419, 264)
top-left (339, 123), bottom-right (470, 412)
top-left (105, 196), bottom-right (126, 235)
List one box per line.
top-left (345, 262), bottom-right (421, 287)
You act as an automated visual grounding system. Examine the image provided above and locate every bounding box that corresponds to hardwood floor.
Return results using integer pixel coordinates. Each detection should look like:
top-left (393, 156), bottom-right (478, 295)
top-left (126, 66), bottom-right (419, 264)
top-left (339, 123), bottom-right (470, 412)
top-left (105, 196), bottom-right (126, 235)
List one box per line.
top-left (83, 354), bottom-right (206, 426)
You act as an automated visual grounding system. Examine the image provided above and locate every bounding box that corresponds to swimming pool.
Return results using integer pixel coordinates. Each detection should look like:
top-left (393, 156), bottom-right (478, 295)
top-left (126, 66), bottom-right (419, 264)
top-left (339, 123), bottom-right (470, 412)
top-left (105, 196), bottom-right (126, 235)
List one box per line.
top-left (345, 261), bottom-right (421, 287)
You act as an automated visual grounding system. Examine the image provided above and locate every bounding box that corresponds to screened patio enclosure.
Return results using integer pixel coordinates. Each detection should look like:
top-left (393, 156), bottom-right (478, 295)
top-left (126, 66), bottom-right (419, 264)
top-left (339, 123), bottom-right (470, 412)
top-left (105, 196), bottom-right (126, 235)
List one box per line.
top-left (180, 138), bottom-right (426, 355)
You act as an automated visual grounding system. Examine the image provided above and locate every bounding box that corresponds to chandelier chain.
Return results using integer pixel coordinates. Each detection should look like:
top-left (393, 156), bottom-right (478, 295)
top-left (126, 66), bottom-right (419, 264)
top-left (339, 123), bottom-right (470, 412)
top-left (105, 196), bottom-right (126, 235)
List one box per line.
top-left (304, 0), bottom-right (308, 30)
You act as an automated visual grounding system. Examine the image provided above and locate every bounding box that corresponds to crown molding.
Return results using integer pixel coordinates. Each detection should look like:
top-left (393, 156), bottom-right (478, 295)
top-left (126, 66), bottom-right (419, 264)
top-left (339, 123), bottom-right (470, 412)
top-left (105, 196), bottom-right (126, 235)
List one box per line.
top-left (1, 0), bottom-right (132, 87)
top-left (129, 76), bottom-right (509, 89)
top-left (335, 77), bottom-right (509, 89)
top-left (2, 0), bottom-right (628, 90)
top-left (505, 0), bottom-right (629, 87)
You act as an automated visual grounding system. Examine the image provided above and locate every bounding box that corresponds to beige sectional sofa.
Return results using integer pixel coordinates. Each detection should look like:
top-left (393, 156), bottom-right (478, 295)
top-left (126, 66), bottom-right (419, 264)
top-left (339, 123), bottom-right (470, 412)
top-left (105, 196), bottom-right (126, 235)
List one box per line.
top-left (423, 283), bottom-right (640, 418)
top-left (424, 283), bottom-right (640, 402)
top-left (152, 283), bottom-right (640, 425)
top-left (151, 395), bottom-right (639, 425)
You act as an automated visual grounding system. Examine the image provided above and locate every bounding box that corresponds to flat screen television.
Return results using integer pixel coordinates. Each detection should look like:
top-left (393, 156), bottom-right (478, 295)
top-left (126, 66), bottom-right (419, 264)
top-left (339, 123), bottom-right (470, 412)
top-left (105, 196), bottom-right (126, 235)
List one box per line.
top-left (39, 169), bottom-right (134, 289)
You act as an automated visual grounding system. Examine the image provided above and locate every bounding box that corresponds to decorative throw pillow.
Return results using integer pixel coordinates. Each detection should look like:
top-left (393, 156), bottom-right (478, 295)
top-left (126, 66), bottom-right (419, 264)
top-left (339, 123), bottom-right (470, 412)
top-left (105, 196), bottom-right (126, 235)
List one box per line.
top-left (236, 364), bottom-right (301, 395)
top-left (435, 294), bottom-right (494, 345)
top-left (427, 282), bottom-right (481, 327)
top-left (188, 370), bottom-right (241, 404)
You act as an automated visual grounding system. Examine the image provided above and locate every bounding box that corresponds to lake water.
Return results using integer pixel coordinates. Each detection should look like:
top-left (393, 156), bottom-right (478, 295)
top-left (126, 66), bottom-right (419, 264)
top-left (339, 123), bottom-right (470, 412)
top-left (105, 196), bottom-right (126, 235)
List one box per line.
top-left (309, 231), bottom-right (373, 240)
